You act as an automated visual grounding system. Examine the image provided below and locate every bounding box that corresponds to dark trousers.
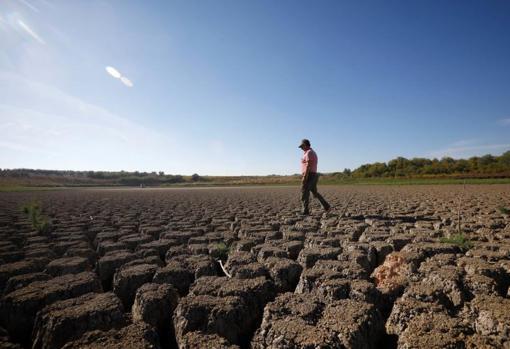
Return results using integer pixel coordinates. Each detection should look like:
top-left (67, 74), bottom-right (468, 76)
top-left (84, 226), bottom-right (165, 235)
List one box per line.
top-left (301, 173), bottom-right (330, 213)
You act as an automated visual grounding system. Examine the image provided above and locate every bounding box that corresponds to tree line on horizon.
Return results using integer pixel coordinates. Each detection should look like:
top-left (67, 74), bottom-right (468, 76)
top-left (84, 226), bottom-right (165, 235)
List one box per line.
top-left (1, 151), bottom-right (509, 185)
top-left (0, 169), bottom-right (190, 186)
top-left (335, 151), bottom-right (510, 178)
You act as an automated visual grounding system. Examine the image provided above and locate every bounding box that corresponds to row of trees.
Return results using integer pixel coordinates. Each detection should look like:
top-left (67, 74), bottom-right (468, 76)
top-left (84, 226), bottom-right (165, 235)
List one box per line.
top-left (0, 169), bottom-right (200, 186)
top-left (343, 151), bottom-right (510, 178)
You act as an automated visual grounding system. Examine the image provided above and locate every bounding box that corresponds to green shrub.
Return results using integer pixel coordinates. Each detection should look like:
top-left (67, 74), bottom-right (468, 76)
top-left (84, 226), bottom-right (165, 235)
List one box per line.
top-left (498, 206), bottom-right (510, 215)
top-left (439, 233), bottom-right (473, 251)
top-left (212, 242), bottom-right (230, 261)
top-left (22, 201), bottom-right (52, 234)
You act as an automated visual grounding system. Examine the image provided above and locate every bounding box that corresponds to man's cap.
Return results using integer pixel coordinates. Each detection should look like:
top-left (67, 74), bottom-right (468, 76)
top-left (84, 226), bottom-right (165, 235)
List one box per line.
top-left (298, 139), bottom-right (311, 148)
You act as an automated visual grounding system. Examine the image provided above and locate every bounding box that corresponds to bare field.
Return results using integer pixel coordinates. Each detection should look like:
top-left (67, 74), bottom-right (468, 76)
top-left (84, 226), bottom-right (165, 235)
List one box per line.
top-left (0, 185), bottom-right (509, 348)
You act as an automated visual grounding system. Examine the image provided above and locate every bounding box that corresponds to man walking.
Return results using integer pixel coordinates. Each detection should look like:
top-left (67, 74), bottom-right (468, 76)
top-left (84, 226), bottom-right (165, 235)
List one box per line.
top-left (299, 139), bottom-right (330, 215)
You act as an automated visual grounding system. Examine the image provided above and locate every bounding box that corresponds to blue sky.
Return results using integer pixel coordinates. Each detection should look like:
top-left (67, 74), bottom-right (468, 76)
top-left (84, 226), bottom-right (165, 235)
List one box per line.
top-left (1, 0), bottom-right (509, 175)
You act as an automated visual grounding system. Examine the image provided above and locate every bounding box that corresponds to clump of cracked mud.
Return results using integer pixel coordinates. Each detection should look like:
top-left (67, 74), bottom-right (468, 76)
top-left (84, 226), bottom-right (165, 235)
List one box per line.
top-left (0, 185), bottom-right (509, 349)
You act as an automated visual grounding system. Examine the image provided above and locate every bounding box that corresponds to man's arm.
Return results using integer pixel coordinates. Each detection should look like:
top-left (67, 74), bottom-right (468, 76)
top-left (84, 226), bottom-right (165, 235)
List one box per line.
top-left (302, 161), bottom-right (311, 185)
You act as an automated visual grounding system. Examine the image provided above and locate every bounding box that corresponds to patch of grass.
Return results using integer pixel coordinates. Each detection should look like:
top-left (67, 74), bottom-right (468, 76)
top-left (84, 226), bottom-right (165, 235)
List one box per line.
top-left (498, 206), bottom-right (510, 215)
top-left (212, 242), bottom-right (230, 261)
top-left (22, 201), bottom-right (52, 234)
top-left (440, 233), bottom-right (473, 251)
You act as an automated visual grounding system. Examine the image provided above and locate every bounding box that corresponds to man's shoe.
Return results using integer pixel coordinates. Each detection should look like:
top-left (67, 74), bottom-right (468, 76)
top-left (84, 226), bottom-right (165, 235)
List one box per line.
top-left (323, 205), bottom-right (331, 212)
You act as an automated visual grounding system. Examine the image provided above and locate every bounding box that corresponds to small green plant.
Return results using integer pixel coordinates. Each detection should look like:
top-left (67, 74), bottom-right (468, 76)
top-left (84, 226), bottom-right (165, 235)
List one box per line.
top-left (212, 242), bottom-right (230, 261)
top-left (440, 233), bottom-right (473, 251)
top-left (22, 201), bottom-right (52, 234)
top-left (498, 206), bottom-right (510, 215)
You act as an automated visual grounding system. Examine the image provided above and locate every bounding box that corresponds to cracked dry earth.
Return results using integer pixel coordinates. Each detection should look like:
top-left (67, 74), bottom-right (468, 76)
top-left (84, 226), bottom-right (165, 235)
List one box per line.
top-left (0, 185), bottom-right (509, 349)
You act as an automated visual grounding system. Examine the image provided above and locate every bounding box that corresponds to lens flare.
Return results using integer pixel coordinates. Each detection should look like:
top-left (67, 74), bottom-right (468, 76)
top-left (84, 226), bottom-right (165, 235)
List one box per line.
top-left (120, 76), bottom-right (133, 87)
top-left (105, 66), bottom-right (121, 79)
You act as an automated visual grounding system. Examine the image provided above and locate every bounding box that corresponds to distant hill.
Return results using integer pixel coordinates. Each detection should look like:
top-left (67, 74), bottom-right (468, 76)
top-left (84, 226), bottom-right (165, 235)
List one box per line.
top-left (1, 151), bottom-right (509, 188)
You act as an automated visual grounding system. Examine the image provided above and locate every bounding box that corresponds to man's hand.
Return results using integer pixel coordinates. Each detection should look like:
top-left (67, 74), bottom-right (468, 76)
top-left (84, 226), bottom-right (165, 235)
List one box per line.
top-left (301, 174), bottom-right (308, 186)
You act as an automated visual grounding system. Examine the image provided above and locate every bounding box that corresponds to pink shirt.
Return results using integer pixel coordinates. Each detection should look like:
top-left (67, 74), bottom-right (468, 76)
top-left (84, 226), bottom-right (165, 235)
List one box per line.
top-left (301, 148), bottom-right (318, 174)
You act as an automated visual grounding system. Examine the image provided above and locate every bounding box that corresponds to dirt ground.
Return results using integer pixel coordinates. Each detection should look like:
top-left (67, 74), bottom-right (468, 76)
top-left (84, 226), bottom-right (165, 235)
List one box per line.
top-left (0, 185), bottom-right (509, 348)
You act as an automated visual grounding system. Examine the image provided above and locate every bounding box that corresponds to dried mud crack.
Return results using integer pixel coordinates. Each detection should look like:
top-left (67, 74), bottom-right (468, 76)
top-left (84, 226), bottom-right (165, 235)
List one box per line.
top-left (0, 185), bottom-right (509, 348)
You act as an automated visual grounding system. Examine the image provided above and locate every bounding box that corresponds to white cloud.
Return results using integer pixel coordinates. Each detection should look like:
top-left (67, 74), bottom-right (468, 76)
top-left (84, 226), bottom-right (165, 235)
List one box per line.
top-left (37, 0), bottom-right (55, 9)
top-left (17, 0), bottom-right (39, 13)
top-left (0, 73), bottom-right (174, 171)
top-left (17, 19), bottom-right (45, 44)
